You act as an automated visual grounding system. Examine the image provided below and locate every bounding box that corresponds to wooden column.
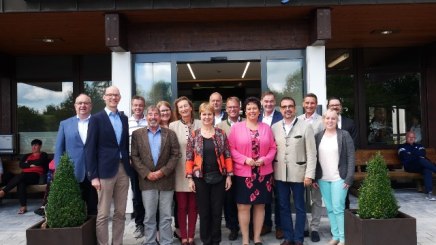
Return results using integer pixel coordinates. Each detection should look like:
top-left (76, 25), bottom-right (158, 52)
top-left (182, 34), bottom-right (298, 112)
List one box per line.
top-left (105, 13), bottom-right (128, 52)
top-left (310, 8), bottom-right (331, 46)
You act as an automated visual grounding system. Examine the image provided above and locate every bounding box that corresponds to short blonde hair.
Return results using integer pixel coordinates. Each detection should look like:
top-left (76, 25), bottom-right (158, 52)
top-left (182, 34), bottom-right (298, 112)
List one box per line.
top-left (323, 108), bottom-right (339, 119)
top-left (198, 102), bottom-right (214, 115)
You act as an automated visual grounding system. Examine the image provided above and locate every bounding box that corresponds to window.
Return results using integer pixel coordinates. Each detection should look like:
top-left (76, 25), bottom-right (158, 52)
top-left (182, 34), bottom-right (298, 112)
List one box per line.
top-left (17, 81), bottom-right (73, 153)
top-left (266, 59), bottom-right (304, 113)
top-left (134, 62), bottom-right (172, 105)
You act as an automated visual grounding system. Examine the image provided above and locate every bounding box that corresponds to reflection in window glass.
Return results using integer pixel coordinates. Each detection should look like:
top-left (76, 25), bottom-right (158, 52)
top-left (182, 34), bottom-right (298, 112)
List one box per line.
top-left (365, 73), bottom-right (421, 145)
top-left (266, 59), bottom-right (303, 114)
top-left (17, 81), bottom-right (73, 153)
top-left (135, 62), bottom-right (172, 105)
top-left (84, 81), bottom-right (112, 113)
top-left (326, 74), bottom-right (355, 119)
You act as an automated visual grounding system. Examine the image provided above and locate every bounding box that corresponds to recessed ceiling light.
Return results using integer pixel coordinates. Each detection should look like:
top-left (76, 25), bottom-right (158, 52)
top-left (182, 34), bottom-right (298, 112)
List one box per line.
top-left (371, 30), bottom-right (398, 35)
top-left (33, 37), bottom-right (63, 43)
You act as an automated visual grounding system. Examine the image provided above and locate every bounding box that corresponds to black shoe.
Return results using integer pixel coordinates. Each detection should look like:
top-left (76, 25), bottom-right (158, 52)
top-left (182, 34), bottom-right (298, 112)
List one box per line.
top-left (34, 207), bottom-right (45, 216)
top-left (134, 225), bottom-right (144, 239)
top-left (228, 229), bottom-right (238, 241)
top-left (304, 230), bottom-right (309, 237)
top-left (310, 231), bottom-right (320, 242)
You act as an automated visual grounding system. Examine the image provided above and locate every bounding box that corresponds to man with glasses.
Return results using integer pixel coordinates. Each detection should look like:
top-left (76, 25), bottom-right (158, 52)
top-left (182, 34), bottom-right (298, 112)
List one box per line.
top-left (217, 96), bottom-right (244, 241)
top-left (326, 97), bottom-right (358, 148)
top-left (54, 93), bottom-right (97, 215)
top-left (128, 95), bottom-right (147, 238)
top-left (272, 97), bottom-right (316, 245)
top-left (86, 86), bottom-right (132, 245)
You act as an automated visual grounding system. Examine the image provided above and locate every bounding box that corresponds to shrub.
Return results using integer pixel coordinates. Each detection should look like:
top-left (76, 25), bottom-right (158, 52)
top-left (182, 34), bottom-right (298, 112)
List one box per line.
top-left (45, 154), bottom-right (87, 228)
top-left (357, 152), bottom-right (399, 219)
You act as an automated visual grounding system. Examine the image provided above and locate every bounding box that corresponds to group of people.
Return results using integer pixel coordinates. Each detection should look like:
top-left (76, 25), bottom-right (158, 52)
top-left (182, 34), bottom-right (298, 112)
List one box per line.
top-left (0, 86), bottom-right (359, 245)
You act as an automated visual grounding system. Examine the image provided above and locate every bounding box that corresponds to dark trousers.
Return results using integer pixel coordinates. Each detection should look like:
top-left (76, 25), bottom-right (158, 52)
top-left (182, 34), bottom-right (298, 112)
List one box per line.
top-left (80, 177), bottom-right (98, 215)
top-left (194, 178), bottom-right (226, 245)
top-left (276, 181), bottom-right (306, 243)
top-left (130, 170), bottom-right (145, 226)
top-left (224, 176), bottom-right (239, 231)
top-left (3, 172), bottom-right (39, 206)
top-left (264, 185), bottom-right (281, 228)
top-left (405, 158), bottom-right (436, 193)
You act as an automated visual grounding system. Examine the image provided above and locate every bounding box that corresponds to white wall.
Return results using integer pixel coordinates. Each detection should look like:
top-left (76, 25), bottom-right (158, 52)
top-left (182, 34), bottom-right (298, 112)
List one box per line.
top-left (306, 46), bottom-right (327, 112)
top-left (111, 52), bottom-right (132, 117)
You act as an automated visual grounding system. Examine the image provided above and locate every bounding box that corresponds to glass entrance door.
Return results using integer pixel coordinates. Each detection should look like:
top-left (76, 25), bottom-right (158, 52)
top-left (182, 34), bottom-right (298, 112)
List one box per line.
top-left (134, 50), bottom-right (304, 110)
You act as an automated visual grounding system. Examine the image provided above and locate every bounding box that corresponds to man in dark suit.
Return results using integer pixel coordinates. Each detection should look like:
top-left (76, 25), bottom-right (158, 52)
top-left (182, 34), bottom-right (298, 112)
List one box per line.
top-left (327, 96), bottom-right (359, 209)
top-left (258, 91), bottom-right (283, 126)
top-left (327, 97), bottom-right (359, 149)
top-left (86, 86), bottom-right (132, 245)
top-left (258, 91), bottom-right (283, 238)
top-left (54, 93), bottom-right (97, 215)
top-left (131, 105), bottom-right (180, 245)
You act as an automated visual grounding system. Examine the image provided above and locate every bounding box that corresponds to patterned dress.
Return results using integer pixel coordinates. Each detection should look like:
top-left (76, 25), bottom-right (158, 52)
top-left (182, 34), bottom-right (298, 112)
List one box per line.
top-left (234, 129), bottom-right (273, 204)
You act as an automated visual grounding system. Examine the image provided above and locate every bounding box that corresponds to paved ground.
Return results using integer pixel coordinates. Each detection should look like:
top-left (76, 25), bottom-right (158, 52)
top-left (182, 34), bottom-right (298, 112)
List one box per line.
top-left (0, 188), bottom-right (435, 245)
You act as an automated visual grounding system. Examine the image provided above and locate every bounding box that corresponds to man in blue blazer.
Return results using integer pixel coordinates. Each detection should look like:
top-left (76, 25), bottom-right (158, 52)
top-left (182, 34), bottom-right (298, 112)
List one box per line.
top-left (54, 93), bottom-right (97, 215)
top-left (258, 91), bottom-right (283, 126)
top-left (258, 91), bottom-right (283, 238)
top-left (86, 86), bottom-right (132, 245)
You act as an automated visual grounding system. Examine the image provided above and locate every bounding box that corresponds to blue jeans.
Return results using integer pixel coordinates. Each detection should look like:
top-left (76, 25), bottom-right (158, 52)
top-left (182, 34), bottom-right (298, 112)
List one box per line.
top-left (276, 181), bottom-right (306, 243)
top-left (318, 179), bottom-right (348, 243)
top-left (405, 158), bottom-right (436, 193)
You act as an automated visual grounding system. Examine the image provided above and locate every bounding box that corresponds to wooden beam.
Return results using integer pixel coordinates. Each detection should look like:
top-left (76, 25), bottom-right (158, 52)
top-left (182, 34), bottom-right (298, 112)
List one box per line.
top-left (105, 13), bottom-right (128, 52)
top-left (310, 8), bottom-right (331, 46)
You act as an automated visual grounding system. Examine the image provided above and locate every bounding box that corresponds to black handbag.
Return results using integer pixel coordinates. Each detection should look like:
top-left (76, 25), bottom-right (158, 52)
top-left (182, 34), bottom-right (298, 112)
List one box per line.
top-left (203, 171), bottom-right (223, 184)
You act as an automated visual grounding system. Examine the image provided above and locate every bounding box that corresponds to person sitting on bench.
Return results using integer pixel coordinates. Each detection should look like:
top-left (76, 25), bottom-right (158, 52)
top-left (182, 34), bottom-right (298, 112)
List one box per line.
top-left (398, 131), bottom-right (436, 201)
top-left (0, 139), bottom-right (49, 213)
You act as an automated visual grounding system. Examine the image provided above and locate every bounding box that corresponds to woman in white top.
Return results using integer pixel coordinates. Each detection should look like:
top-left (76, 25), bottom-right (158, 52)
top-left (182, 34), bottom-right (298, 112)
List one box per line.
top-left (312, 109), bottom-right (355, 245)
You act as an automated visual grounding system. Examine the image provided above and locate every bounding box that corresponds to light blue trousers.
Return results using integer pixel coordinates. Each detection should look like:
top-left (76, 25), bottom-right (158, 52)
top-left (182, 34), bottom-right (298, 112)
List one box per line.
top-left (318, 179), bottom-right (348, 243)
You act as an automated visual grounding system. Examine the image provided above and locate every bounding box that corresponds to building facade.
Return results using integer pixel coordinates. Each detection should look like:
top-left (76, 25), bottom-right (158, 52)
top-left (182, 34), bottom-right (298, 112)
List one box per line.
top-left (1, 0), bottom-right (436, 154)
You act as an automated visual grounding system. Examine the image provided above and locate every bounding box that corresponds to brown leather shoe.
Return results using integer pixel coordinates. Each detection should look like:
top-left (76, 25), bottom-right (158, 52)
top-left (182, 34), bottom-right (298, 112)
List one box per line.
top-left (275, 228), bottom-right (284, 239)
top-left (280, 240), bottom-right (294, 245)
top-left (294, 242), bottom-right (303, 245)
top-left (260, 225), bottom-right (272, 236)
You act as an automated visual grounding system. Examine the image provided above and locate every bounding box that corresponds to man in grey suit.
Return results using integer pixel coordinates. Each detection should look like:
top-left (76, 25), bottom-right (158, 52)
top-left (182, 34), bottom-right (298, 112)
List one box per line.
top-left (272, 97), bottom-right (317, 245)
top-left (54, 93), bottom-right (97, 215)
top-left (131, 105), bottom-right (180, 245)
top-left (297, 93), bottom-right (324, 242)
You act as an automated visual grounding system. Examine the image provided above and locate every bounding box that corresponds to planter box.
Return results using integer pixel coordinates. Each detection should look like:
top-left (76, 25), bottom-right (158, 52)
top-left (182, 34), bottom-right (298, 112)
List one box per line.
top-left (345, 209), bottom-right (416, 245)
top-left (26, 215), bottom-right (96, 245)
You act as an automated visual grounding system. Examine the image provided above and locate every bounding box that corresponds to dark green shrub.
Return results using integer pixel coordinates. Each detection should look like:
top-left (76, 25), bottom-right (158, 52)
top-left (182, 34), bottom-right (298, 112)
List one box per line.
top-left (45, 154), bottom-right (87, 228)
top-left (358, 152), bottom-right (399, 219)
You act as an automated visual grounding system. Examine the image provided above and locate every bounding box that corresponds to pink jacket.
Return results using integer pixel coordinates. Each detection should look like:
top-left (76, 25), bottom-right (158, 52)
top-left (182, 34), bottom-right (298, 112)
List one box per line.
top-left (228, 121), bottom-right (277, 177)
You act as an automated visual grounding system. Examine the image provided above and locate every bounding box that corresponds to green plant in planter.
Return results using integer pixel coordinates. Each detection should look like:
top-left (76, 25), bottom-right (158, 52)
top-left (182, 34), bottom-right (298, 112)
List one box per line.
top-left (358, 152), bottom-right (399, 219)
top-left (45, 153), bottom-right (87, 228)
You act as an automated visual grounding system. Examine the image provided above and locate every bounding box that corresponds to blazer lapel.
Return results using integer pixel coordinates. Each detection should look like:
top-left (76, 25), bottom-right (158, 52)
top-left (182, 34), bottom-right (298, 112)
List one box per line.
top-left (337, 130), bottom-right (343, 157)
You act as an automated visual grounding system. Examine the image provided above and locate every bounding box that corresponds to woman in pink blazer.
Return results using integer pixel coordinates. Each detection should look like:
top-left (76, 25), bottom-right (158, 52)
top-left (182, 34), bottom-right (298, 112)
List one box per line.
top-left (228, 97), bottom-right (277, 245)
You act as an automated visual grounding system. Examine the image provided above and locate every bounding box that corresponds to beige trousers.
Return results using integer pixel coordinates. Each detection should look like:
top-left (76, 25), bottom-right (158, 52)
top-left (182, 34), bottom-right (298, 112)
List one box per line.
top-left (96, 162), bottom-right (130, 245)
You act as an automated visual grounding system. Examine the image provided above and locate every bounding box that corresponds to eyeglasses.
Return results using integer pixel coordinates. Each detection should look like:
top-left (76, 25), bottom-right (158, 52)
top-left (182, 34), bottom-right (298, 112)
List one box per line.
top-left (280, 105), bottom-right (295, 109)
top-left (75, 102), bottom-right (91, 105)
top-left (160, 109), bottom-right (170, 113)
top-left (105, 93), bottom-right (120, 98)
top-left (328, 104), bottom-right (341, 107)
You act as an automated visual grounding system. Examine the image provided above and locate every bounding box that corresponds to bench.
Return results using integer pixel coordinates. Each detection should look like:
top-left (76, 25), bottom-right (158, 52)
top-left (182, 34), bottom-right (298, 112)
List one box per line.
top-left (354, 148), bottom-right (436, 191)
top-left (2, 159), bottom-right (47, 194)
